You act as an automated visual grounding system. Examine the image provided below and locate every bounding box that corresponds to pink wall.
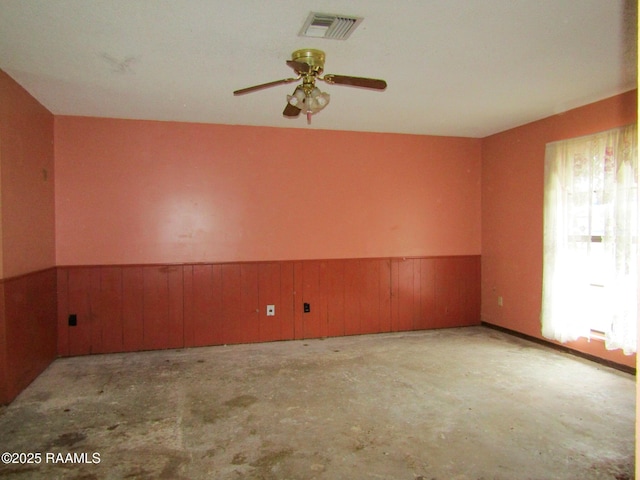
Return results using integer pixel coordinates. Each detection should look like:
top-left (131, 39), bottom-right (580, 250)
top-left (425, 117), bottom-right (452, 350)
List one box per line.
top-left (0, 70), bottom-right (56, 279)
top-left (0, 70), bottom-right (57, 404)
top-left (54, 117), bottom-right (482, 266)
top-left (481, 90), bottom-right (637, 368)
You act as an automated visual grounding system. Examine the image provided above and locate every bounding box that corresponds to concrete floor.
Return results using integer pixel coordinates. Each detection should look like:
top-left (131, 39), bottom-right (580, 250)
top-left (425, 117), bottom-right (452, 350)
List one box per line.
top-left (0, 326), bottom-right (634, 480)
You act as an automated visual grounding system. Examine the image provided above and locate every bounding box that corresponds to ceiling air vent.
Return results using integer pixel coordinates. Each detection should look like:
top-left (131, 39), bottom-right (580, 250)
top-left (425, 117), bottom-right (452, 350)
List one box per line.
top-left (299, 12), bottom-right (363, 40)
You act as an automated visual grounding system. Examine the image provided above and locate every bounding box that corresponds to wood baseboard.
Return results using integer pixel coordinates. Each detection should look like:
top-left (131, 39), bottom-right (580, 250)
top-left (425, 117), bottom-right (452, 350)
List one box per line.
top-left (481, 322), bottom-right (636, 375)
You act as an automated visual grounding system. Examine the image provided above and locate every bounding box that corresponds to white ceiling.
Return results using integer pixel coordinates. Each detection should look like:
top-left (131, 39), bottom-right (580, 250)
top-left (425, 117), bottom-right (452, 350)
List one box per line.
top-left (0, 0), bottom-right (636, 137)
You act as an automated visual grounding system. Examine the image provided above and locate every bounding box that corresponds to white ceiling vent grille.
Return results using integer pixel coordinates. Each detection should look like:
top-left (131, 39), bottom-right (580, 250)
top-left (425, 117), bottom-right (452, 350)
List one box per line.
top-left (299, 12), bottom-right (363, 40)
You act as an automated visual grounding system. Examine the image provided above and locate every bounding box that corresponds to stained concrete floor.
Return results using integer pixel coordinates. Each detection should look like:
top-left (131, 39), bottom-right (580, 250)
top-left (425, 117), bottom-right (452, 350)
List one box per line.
top-left (0, 326), bottom-right (635, 480)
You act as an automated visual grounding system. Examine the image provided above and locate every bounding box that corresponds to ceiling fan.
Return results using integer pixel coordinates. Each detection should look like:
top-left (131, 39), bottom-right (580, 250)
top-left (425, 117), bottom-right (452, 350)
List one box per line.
top-left (233, 49), bottom-right (387, 124)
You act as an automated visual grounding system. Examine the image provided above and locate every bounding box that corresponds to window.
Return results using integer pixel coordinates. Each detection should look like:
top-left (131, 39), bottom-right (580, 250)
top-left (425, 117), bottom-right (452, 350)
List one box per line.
top-left (541, 124), bottom-right (638, 354)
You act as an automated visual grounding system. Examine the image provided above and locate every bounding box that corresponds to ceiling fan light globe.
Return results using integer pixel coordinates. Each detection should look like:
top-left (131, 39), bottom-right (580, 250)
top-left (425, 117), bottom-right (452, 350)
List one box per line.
top-left (316, 92), bottom-right (330, 108)
top-left (307, 94), bottom-right (329, 114)
top-left (294, 89), bottom-right (305, 102)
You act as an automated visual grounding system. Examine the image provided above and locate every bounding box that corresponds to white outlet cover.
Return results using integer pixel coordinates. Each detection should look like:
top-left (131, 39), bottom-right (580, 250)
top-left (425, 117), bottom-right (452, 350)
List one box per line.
top-left (266, 305), bottom-right (275, 316)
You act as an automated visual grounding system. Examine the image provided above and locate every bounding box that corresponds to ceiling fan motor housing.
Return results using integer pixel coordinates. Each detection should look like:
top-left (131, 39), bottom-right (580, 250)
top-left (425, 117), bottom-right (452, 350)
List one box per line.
top-left (291, 49), bottom-right (325, 73)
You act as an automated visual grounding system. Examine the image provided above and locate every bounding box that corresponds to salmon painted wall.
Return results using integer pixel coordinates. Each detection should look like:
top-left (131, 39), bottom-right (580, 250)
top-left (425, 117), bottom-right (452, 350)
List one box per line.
top-left (0, 69), bottom-right (57, 404)
top-left (481, 89), bottom-right (637, 369)
top-left (0, 70), bottom-right (56, 278)
top-left (54, 117), bottom-right (481, 266)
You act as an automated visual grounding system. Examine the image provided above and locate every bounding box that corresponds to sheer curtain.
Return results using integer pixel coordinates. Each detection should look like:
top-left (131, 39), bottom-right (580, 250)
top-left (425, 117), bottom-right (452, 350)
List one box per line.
top-left (541, 124), bottom-right (638, 354)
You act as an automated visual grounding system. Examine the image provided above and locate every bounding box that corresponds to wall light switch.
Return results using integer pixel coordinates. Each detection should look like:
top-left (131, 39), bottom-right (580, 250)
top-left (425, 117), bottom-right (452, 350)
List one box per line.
top-left (266, 305), bottom-right (275, 316)
top-left (498, 296), bottom-right (503, 307)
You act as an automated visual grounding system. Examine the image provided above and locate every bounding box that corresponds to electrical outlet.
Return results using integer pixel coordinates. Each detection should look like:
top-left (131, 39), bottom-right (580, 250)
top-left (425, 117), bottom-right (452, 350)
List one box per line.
top-left (498, 296), bottom-right (503, 307)
top-left (303, 303), bottom-right (311, 313)
top-left (68, 314), bottom-right (77, 326)
top-left (266, 305), bottom-right (275, 316)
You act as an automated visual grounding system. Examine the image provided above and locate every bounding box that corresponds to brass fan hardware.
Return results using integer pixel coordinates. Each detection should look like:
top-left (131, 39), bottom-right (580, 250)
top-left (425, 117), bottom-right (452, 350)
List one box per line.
top-left (233, 49), bottom-right (387, 124)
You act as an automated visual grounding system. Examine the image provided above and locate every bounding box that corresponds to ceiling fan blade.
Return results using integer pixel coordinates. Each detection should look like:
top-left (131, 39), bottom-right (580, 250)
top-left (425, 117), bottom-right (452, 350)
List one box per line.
top-left (323, 74), bottom-right (387, 90)
top-left (233, 77), bottom-right (298, 95)
top-left (286, 60), bottom-right (311, 73)
top-left (283, 102), bottom-right (301, 118)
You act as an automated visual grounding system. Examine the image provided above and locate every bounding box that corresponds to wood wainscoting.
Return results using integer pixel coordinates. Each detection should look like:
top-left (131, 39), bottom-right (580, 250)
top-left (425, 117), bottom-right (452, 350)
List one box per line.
top-left (56, 256), bottom-right (480, 357)
top-left (0, 268), bottom-right (57, 404)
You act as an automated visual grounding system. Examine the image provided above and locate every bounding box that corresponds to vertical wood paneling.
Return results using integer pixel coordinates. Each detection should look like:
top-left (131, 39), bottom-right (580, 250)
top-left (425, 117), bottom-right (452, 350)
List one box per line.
top-left (221, 264), bottom-right (259, 344)
top-left (221, 264), bottom-right (241, 344)
top-left (418, 259), bottom-right (436, 330)
top-left (396, 259), bottom-right (416, 331)
top-left (325, 260), bottom-right (345, 337)
top-left (245, 264), bottom-right (260, 343)
top-left (190, 264), bottom-right (223, 347)
top-left (258, 262), bottom-right (279, 342)
top-left (459, 256), bottom-right (481, 325)
top-left (316, 262), bottom-right (329, 338)
top-left (87, 269), bottom-right (102, 354)
top-left (343, 260), bottom-right (361, 335)
top-left (359, 259), bottom-right (380, 334)
top-left (390, 259), bottom-right (399, 332)
top-left (379, 259), bottom-right (392, 333)
top-left (2, 269), bottom-right (57, 403)
top-left (458, 257), bottom-right (472, 325)
top-left (122, 267), bottom-right (144, 352)
top-left (56, 268), bottom-right (69, 356)
top-left (4, 277), bottom-right (28, 392)
top-left (55, 256), bottom-right (480, 356)
top-left (98, 267), bottom-right (124, 353)
top-left (341, 259), bottom-right (391, 335)
top-left (412, 259), bottom-right (422, 329)
top-left (300, 261), bottom-right (324, 339)
top-left (67, 268), bottom-right (94, 356)
top-left (211, 265), bottom-right (224, 342)
top-left (435, 258), bottom-right (460, 328)
top-left (240, 263), bottom-right (259, 343)
top-left (167, 266), bottom-right (184, 349)
top-left (259, 262), bottom-right (293, 342)
top-left (139, 265), bottom-right (184, 350)
top-left (29, 272), bottom-right (54, 333)
top-left (279, 262), bottom-right (295, 340)
top-left (470, 256), bottom-right (481, 324)
top-left (293, 262), bottom-right (304, 340)
top-left (142, 266), bottom-right (169, 350)
top-left (183, 265), bottom-right (195, 347)
top-left (449, 259), bottom-right (462, 325)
